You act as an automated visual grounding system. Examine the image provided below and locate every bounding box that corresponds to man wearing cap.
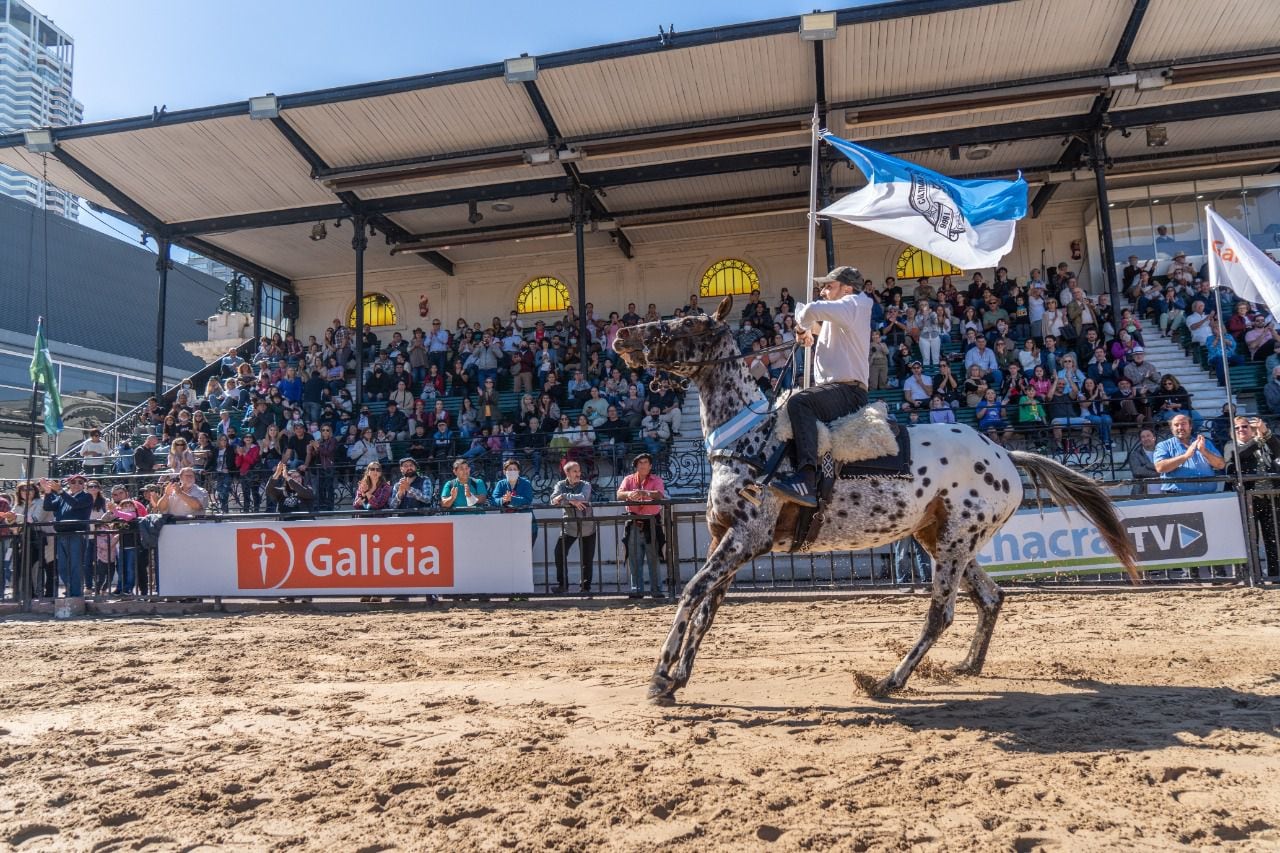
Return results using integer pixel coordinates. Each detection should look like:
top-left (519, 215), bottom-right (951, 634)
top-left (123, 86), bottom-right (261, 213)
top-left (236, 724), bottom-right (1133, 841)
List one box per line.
top-left (902, 361), bottom-right (933, 406)
top-left (1121, 346), bottom-right (1158, 395)
top-left (771, 266), bottom-right (873, 507)
top-left (388, 457), bottom-right (434, 511)
top-left (39, 473), bottom-right (94, 597)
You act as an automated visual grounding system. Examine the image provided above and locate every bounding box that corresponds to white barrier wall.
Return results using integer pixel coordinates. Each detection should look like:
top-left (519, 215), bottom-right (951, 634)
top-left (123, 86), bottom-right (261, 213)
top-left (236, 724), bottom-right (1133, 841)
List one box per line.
top-left (158, 514), bottom-right (534, 597)
top-left (980, 493), bottom-right (1247, 578)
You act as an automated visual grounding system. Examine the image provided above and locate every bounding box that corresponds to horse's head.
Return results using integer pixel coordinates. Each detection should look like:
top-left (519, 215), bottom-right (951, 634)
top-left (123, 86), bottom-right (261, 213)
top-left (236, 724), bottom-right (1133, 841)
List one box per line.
top-left (613, 296), bottom-right (735, 376)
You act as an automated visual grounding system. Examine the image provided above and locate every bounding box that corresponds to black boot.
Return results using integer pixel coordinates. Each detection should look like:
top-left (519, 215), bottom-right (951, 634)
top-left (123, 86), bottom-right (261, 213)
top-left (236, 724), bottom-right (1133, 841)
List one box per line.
top-left (769, 467), bottom-right (817, 508)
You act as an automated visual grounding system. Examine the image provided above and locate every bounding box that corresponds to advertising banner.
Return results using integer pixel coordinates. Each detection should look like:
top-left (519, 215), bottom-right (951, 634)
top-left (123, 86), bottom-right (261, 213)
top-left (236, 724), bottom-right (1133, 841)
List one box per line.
top-left (158, 513), bottom-right (534, 596)
top-left (978, 493), bottom-right (1248, 578)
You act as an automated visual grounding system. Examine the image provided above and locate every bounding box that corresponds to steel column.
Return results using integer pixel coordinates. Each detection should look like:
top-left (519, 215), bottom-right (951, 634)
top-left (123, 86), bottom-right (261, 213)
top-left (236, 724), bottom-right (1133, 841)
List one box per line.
top-left (1090, 128), bottom-right (1122, 315)
top-left (251, 276), bottom-right (263, 343)
top-left (574, 189), bottom-right (589, 360)
top-left (352, 215), bottom-right (368, 403)
top-left (154, 238), bottom-right (171, 398)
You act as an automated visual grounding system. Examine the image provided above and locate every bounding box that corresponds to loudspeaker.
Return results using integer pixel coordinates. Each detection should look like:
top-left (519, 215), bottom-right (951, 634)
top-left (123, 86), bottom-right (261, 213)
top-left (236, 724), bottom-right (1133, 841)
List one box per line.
top-left (282, 293), bottom-right (300, 320)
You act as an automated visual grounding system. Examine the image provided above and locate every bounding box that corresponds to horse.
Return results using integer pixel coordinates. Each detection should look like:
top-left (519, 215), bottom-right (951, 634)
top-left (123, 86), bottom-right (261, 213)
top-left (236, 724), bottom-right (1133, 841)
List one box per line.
top-left (613, 295), bottom-right (1138, 705)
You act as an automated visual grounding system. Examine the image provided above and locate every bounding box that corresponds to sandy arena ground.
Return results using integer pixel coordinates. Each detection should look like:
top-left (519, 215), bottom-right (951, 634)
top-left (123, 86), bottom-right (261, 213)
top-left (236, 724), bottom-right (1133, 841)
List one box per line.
top-left (1, 589), bottom-right (1279, 851)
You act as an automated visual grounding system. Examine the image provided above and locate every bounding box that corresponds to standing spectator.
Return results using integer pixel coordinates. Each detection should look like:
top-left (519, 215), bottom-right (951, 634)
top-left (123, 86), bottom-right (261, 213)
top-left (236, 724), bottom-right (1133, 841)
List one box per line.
top-left (156, 468), bottom-right (209, 518)
top-left (550, 460), bottom-right (596, 593)
top-left (313, 424), bottom-right (339, 510)
top-left (211, 434), bottom-right (237, 511)
top-left (133, 434), bottom-right (162, 474)
top-left (1225, 415), bottom-right (1280, 578)
top-left (440, 458), bottom-right (488, 510)
top-left (352, 462), bottom-right (391, 511)
top-left (617, 453), bottom-right (666, 599)
top-left (106, 484), bottom-right (147, 596)
top-left (1154, 413), bottom-right (1224, 495)
top-left (10, 482), bottom-right (49, 600)
top-left (388, 457), bottom-right (434, 511)
top-left (492, 459), bottom-right (536, 542)
top-left (41, 474), bottom-right (93, 598)
top-left (80, 429), bottom-right (109, 474)
top-left (265, 462), bottom-right (316, 516)
top-left (236, 435), bottom-right (262, 512)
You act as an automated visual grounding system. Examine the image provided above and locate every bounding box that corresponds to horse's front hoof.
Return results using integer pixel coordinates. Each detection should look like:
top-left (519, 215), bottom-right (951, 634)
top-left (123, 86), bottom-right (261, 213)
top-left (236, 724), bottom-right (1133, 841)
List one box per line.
top-left (648, 692), bottom-right (677, 707)
top-left (647, 675), bottom-right (677, 705)
top-left (853, 671), bottom-right (898, 698)
top-left (950, 662), bottom-right (983, 677)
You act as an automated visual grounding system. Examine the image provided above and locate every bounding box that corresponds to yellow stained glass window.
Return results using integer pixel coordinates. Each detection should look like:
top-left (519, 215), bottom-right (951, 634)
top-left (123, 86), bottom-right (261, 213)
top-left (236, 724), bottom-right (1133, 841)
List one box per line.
top-left (516, 276), bottom-right (570, 314)
top-left (896, 247), bottom-right (962, 281)
top-left (349, 293), bottom-right (397, 328)
top-left (700, 259), bottom-right (760, 298)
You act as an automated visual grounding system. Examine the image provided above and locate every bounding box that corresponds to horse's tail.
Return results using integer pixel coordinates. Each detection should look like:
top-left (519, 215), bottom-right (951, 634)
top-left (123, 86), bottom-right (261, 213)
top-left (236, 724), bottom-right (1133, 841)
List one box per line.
top-left (1009, 451), bottom-right (1141, 585)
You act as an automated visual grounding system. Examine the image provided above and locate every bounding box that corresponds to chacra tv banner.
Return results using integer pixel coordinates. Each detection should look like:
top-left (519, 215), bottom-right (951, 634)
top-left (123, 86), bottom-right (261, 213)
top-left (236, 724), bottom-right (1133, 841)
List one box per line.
top-left (978, 493), bottom-right (1246, 578)
top-left (158, 513), bottom-right (533, 596)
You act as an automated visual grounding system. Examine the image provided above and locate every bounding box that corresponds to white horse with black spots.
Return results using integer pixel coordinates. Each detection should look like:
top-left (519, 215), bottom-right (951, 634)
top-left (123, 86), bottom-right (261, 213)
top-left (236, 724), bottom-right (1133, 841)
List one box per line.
top-left (614, 296), bottom-right (1138, 705)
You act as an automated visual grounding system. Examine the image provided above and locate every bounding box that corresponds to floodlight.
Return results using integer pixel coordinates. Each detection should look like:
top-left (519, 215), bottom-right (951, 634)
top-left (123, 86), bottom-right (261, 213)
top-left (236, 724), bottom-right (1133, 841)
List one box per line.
top-left (524, 148), bottom-right (555, 165)
top-left (309, 222), bottom-right (327, 241)
top-left (248, 94), bottom-right (280, 120)
top-left (557, 147), bottom-right (584, 163)
top-left (504, 55), bottom-right (538, 83)
top-left (23, 128), bottom-right (55, 153)
top-left (799, 12), bottom-right (837, 41)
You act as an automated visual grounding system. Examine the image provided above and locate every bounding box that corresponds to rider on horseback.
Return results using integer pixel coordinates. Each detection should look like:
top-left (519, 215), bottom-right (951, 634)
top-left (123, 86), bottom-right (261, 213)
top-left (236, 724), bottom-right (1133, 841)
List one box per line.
top-left (770, 265), bottom-right (873, 508)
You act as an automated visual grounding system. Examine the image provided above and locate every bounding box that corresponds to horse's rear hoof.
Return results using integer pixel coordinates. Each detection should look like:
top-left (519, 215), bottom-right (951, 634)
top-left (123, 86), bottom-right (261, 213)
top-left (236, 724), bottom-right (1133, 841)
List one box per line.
top-left (649, 692), bottom-right (677, 707)
top-left (950, 662), bottom-right (983, 677)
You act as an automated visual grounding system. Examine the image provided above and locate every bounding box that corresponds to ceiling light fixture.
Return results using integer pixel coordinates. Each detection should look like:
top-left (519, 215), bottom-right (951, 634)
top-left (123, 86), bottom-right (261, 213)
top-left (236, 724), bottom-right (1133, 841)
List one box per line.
top-left (799, 11), bottom-right (837, 41)
top-left (965, 144), bottom-right (994, 161)
top-left (491, 201), bottom-right (515, 213)
top-left (309, 222), bottom-right (327, 241)
top-left (504, 55), bottom-right (538, 83)
top-left (23, 128), bottom-right (54, 153)
top-left (1145, 126), bottom-right (1168, 148)
top-left (248, 94), bottom-right (280, 120)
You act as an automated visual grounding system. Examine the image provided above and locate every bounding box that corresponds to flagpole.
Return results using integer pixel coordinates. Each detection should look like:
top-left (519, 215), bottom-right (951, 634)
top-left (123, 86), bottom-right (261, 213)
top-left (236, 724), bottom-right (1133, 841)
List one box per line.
top-left (18, 317), bottom-right (42, 609)
top-left (802, 104), bottom-right (820, 391)
top-left (1207, 205), bottom-right (1258, 585)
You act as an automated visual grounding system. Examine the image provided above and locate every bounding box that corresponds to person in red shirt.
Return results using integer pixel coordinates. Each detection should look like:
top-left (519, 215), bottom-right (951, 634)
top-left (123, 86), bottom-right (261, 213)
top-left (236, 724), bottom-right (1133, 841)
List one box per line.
top-left (616, 453), bottom-right (666, 598)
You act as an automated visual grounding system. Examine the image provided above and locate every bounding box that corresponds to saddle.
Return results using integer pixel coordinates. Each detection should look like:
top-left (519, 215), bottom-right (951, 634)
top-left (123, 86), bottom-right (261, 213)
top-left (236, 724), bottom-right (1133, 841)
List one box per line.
top-left (754, 402), bottom-right (913, 552)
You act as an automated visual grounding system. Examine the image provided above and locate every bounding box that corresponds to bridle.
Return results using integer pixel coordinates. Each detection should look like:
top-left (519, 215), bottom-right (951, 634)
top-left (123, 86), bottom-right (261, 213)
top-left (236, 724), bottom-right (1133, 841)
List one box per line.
top-left (636, 320), bottom-right (798, 369)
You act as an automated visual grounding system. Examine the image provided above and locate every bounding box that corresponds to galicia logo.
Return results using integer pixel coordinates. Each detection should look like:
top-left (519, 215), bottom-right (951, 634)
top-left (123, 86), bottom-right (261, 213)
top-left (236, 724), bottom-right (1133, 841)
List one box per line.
top-left (234, 523), bottom-right (455, 590)
top-left (1126, 513), bottom-right (1208, 560)
top-left (236, 528), bottom-right (295, 589)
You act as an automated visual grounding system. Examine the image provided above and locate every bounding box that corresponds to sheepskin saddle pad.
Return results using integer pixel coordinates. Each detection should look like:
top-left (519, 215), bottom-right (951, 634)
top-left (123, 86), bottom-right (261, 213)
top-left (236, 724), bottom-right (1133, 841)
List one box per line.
top-left (773, 398), bottom-right (909, 474)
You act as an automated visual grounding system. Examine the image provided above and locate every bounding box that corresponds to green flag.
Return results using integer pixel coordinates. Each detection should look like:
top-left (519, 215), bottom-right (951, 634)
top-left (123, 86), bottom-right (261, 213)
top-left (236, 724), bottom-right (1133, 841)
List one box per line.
top-left (29, 318), bottom-right (63, 435)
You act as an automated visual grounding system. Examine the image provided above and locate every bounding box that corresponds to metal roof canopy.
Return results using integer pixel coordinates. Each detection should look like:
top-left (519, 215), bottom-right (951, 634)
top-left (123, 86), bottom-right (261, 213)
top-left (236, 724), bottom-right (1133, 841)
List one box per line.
top-left (0, 0), bottom-right (1277, 288)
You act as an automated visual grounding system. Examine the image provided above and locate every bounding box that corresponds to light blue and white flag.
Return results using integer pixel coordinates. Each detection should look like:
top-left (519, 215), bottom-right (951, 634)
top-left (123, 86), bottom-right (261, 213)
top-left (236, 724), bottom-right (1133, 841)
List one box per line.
top-left (820, 133), bottom-right (1028, 270)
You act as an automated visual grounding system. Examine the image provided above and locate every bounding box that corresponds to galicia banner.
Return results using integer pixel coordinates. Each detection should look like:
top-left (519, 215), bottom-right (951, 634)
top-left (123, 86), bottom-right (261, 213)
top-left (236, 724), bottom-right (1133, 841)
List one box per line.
top-left (978, 493), bottom-right (1247, 578)
top-left (157, 513), bottom-right (534, 596)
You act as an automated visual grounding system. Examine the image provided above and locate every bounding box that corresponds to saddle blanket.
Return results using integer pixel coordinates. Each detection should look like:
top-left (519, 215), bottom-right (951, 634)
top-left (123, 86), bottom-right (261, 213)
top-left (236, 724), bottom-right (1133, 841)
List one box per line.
top-left (773, 397), bottom-right (900, 464)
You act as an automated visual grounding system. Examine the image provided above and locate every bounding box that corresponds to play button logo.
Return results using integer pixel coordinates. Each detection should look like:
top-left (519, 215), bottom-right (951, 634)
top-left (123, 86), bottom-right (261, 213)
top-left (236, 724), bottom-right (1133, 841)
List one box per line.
top-left (1126, 513), bottom-right (1209, 560)
top-left (1177, 523), bottom-right (1203, 550)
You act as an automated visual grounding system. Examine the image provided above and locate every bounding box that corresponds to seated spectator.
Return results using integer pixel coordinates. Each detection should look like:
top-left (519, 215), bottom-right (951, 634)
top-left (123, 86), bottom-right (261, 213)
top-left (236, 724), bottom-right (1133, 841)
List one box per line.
top-left (1245, 314), bottom-right (1277, 363)
top-left (928, 394), bottom-right (956, 424)
top-left (638, 405), bottom-right (671, 455)
top-left (1122, 347), bottom-right (1158, 395)
top-left (1047, 377), bottom-right (1090, 452)
top-left (382, 401), bottom-right (409, 441)
top-left (166, 437), bottom-right (195, 472)
top-left (902, 361), bottom-right (932, 406)
top-left (582, 386), bottom-right (608, 428)
top-left (1080, 377), bottom-right (1113, 447)
top-left (1185, 300), bottom-right (1214, 346)
top-left (975, 388), bottom-right (1013, 445)
top-left (431, 421), bottom-right (456, 458)
top-left (1263, 366), bottom-right (1280, 415)
top-left (1111, 377), bottom-right (1149, 428)
top-left (964, 336), bottom-right (1002, 388)
top-left (1151, 374), bottom-right (1201, 429)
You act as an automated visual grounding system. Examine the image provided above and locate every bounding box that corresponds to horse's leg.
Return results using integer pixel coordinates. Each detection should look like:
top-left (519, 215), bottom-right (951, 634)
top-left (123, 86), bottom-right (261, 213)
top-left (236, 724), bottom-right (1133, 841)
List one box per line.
top-left (648, 530), bottom-right (747, 705)
top-left (954, 561), bottom-right (1005, 676)
top-left (857, 551), bottom-right (964, 698)
top-left (670, 573), bottom-right (734, 691)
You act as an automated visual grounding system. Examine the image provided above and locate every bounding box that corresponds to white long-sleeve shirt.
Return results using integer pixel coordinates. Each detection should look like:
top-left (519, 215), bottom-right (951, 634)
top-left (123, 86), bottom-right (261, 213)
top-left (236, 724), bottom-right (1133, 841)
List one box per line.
top-left (795, 293), bottom-right (873, 385)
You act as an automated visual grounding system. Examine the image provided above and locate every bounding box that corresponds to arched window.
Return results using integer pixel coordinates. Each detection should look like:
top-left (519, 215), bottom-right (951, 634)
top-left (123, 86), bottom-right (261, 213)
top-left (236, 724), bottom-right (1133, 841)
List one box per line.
top-left (895, 246), bottom-right (962, 281)
top-left (516, 276), bottom-right (570, 314)
top-left (349, 293), bottom-right (397, 328)
top-left (700, 259), bottom-right (760, 298)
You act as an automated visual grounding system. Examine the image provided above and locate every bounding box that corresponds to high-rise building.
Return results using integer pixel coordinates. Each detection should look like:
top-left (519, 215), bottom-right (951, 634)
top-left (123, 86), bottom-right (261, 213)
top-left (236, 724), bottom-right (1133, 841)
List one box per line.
top-left (0, 0), bottom-right (82, 218)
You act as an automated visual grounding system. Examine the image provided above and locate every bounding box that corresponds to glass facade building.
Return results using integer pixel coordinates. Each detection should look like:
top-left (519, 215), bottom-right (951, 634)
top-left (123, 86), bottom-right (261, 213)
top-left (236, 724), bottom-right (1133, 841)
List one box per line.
top-left (0, 0), bottom-right (82, 218)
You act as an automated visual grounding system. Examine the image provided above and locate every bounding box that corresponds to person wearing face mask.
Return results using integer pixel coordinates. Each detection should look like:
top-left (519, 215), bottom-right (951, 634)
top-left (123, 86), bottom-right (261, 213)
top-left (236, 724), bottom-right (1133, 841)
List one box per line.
top-left (491, 459), bottom-right (536, 543)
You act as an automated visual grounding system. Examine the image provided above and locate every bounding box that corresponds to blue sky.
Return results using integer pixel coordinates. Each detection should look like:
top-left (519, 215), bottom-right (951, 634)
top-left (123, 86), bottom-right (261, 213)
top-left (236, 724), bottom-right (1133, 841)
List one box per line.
top-left (35, 0), bottom-right (876, 253)
top-left (36, 0), bottom-right (872, 122)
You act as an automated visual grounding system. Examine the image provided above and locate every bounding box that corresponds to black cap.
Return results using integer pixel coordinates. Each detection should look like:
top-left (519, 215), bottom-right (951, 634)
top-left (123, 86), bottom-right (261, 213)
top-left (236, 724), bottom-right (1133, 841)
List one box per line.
top-left (814, 266), bottom-right (864, 287)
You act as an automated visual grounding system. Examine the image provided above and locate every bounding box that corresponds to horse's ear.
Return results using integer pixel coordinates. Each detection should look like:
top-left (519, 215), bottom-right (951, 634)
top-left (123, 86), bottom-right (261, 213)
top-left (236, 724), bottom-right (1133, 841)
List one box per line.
top-left (712, 295), bottom-right (733, 323)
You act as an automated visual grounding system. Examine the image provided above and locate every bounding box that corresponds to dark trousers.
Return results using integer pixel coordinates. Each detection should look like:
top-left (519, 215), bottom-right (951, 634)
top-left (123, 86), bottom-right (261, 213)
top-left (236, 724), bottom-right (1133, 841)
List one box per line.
top-left (553, 531), bottom-right (597, 589)
top-left (1252, 495), bottom-right (1279, 577)
top-left (785, 382), bottom-right (868, 471)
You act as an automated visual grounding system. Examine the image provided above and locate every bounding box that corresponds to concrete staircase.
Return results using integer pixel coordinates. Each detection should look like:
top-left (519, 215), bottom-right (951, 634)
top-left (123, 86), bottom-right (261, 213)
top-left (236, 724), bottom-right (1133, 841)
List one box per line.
top-left (1129, 324), bottom-right (1231, 417)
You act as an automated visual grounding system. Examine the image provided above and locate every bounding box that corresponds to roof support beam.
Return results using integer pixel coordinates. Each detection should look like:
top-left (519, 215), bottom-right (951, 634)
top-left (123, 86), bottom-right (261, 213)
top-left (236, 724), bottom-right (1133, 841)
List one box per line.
top-left (178, 236), bottom-right (293, 290)
top-left (1109, 0), bottom-right (1151, 70)
top-left (521, 78), bottom-right (635, 259)
top-left (51, 147), bottom-right (165, 233)
top-left (266, 115), bottom-right (456, 275)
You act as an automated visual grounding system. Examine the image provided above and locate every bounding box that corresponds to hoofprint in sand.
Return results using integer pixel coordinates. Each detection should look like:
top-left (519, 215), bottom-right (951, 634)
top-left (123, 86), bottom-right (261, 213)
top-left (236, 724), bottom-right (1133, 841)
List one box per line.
top-left (1, 590), bottom-right (1278, 850)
